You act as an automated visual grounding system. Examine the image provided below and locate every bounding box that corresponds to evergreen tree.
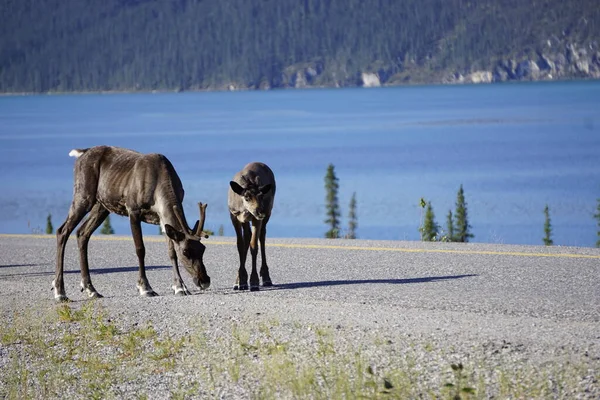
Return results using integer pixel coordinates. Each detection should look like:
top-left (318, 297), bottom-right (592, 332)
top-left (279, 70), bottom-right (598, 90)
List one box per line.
top-left (203, 229), bottom-right (215, 236)
top-left (454, 184), bottom-right (474, 242)
top-left (324, 164), bottom-right (341, 239)
top-left (445, 209), bottom-right (454, 242)
top-left (100, 215), bottom-right (115, 235)
top-left (543, 204), bottom-right (553, 246)
top-left (45, 213), bottom-right (53, 234)
top-left (46, 213), bottom-right (54, 235)
top-left (346, 192), bottom-right (358, 239)
top-left (218, 224), bottom-right (225, 236)
top-left (420, 201), bottom-right (438, 241)
top-left (594, 198), bottom-right (600, 247)
top-left (419, 197), bottom-right (427, 240)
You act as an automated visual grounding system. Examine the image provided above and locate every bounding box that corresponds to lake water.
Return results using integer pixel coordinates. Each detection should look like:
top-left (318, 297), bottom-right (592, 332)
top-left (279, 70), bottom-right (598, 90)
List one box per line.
top-left (1, 81), bottom-right (599, 247)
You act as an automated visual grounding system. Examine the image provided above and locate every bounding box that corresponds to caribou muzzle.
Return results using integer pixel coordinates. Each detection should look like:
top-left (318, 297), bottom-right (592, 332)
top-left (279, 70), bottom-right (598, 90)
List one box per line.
top-left (194, 274), bottom-right (211, 290)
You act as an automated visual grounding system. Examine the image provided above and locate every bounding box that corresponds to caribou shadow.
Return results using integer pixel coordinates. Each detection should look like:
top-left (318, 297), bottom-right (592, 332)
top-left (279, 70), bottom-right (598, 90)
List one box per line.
top-left (89, 265), bottom-right (171, 274)
top-left (0, 263), bottom-right (45, 268)
top-left (0, 265), bottom-right (171, 279)
top-left (266, 274), bottom-right (477, 291)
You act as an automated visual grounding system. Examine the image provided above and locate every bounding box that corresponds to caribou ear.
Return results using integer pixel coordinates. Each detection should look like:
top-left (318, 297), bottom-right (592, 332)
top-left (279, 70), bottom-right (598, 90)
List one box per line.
top-left (164, 224), bottom-right (185, 242)
top-left (259, 184), bottom-right (272, 194)
top-left (230, 181), bottom-right (245, 196)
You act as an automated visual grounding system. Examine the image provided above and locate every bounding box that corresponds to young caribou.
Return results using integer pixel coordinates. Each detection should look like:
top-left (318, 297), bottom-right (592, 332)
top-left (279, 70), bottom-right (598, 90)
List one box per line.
top-left (53, 145), bottom-right (210, 302)
top-left (228, 162), bottom-right (276, 291)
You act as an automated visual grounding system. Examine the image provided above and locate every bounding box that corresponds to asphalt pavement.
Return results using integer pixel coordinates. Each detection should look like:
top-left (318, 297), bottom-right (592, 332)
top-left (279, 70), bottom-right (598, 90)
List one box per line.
top-left (1, 234), bottom-right (599, 397)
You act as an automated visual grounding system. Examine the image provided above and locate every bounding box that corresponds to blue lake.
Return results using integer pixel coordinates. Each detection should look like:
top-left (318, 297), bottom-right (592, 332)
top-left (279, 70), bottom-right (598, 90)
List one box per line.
top-left (1, 81), bottom-right (599, 247)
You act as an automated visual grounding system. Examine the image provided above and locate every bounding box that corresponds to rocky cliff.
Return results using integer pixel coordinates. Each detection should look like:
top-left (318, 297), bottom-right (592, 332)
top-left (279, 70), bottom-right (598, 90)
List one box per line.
top-left (448, 42), bottom-right (600, 85)
top-left (226, 39), bottom-right (600, 91)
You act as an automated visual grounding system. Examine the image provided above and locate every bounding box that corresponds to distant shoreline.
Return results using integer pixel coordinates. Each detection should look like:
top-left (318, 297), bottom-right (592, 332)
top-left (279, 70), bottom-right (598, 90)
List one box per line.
top-left (1, 77), bottom-right (598, 97)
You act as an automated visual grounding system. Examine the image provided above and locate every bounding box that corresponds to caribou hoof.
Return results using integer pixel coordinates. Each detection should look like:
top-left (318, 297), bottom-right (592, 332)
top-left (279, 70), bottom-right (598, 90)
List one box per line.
top-left (141, 290), bottom-right (159, 297)
top-left (262, 280), bottom-right (273, 287)
top-left (55, 295), bottom-right (70, 303)
top-left (250, 285), bottom-right (260, 292)
top-left (82, 285), bottom-right (103, 299)
top-left (173, 285), bottom-right (191, 296)
top-left (234, 284), bottom-right (248, 291)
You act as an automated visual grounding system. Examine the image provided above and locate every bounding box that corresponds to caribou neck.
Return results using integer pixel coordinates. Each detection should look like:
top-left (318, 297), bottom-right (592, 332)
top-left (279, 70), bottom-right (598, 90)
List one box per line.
top-left (152, 184), bottom-right (189, 235)
top-left (160, 203), bottom-right (189, 234)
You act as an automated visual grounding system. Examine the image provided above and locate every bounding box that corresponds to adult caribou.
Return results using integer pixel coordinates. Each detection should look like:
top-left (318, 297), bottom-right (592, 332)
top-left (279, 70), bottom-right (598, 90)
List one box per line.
top-left (228, 162), bottom-right (276, 291)
top-left (53, 145), bottom-right (211, 302)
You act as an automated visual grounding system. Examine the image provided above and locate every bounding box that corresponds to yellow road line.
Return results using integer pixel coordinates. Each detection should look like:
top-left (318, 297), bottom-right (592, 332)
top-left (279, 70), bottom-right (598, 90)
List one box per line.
top-left (2, 234), bottom-right (599, 259)
top-left (265, 243), bottom-right (600, 259)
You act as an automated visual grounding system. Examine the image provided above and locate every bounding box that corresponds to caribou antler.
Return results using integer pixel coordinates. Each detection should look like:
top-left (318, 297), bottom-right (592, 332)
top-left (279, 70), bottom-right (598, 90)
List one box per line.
top-left (172, 205), bottom-right (192, 235)
top-left (197, 202), bottom-right (208, 238)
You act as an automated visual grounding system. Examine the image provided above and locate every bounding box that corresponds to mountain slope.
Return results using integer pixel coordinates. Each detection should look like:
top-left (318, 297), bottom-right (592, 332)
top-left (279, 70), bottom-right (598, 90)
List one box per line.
top-left (1, 0), bottom-right (599, 93)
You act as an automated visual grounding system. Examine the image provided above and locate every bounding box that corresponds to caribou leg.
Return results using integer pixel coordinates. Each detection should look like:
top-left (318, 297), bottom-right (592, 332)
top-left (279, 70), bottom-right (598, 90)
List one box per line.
top-left (259, 215), bottom-right (272, 287)
top-left (76, 203), bottom-right (109, 298)
top-left (167, 238), bottom-right (191, 295)
top-left (231, 214), bottom-right (250, 290)
top-left (249, 219), bottom-right (263, 291)
top-left (54, 200), bottom-right (93, 302)
top-left (129, 212), bottom-right (158, 297)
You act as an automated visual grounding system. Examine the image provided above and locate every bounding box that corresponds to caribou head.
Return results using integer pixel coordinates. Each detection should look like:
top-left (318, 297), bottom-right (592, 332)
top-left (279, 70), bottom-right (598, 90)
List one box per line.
top-left (164, 203), bottom-right (211, 289)
top-left (229, 177), bottom-right (273, 221)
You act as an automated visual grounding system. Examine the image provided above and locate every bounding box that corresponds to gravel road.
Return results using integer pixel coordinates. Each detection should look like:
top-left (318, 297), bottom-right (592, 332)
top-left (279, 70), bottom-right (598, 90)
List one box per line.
top-left (1, 234), bottom-right (599, 398)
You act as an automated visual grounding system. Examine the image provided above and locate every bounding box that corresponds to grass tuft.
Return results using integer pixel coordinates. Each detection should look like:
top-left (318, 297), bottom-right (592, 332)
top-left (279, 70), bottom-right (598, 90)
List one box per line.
top-left (0, 303), bottom-right (597, 399)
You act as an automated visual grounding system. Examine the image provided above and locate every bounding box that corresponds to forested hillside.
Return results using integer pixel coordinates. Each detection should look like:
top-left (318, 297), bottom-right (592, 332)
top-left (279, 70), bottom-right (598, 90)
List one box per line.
top-left (1, 0), bottom-right (599, 93)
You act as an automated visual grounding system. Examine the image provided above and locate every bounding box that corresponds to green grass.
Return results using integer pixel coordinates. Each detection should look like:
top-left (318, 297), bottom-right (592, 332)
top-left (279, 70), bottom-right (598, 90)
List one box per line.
top-left (0, 302), bottom-right (597, 399)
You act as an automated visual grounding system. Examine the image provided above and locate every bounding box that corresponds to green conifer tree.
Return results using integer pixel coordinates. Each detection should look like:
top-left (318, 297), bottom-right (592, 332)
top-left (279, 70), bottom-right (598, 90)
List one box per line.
top-left (594, 198), bottom-right (600, 247)
top-left (445, 209), bottom-right (454, 242)
top-left (543, 204), bottom-right (553, 246)
top-left (324, 164), bottom-right (341, 239)
top-left (454, 184), bottom-right (474, 242)
top-left (45, 213), bottom-right (53, 234)
top-left (100, 215), bottom-right (115, 235)
top-left (218, 224), bottom-right (225, 236)
top-left (203, 229), bottom-right (214, 236)
top-left (420, 202), bottom-right (438, 241)
top-left (346, 192), bottom-right (358, 239)
top-left (418, 197), bottom-right (427, 240)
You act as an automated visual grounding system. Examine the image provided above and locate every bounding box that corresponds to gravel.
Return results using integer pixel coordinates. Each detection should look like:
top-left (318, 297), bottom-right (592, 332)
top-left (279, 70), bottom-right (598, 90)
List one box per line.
top-left (1, 234), bottom-right (599, 398)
